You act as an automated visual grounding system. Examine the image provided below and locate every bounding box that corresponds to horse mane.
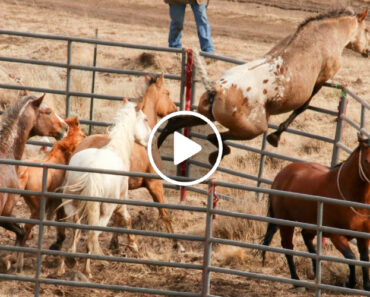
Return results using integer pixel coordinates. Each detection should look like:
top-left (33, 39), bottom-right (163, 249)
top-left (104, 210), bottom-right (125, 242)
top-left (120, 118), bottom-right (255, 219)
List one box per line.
top-left (331, 143), bottom-right (360, 169)
top-left (286, 7), bottom-right (356, 48)
top-left (0, 95), bottom-right (35, 154)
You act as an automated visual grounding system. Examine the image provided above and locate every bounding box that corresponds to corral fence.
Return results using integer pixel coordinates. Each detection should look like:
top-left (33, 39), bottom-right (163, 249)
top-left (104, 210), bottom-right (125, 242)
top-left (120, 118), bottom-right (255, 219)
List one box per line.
top-left (0, 30), bottom-right (368, 297)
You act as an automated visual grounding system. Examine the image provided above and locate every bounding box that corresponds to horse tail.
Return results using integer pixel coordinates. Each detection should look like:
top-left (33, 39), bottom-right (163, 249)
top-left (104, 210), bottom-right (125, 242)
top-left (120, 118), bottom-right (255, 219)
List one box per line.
top-left (192, 48), bottom-right (215, 94)
top-left (261, 199), bottom-right (278, 265)
top-left (57, 172), bottom-right (101, 222)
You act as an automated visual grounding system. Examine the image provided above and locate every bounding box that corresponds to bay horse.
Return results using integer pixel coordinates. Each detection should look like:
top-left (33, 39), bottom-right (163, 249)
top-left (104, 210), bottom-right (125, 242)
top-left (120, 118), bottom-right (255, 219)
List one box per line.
top-left (72, 75), bottom-right (180, 250)
top-left (157, 8), bottom-right (369, 164)
top-left (16, 117), bottom-right (85, 271)
top-left (261, 135), bottom-right (370, 290)
top-left (0, 94), bottom-right (68, 270)
top-left (57, 99), bottom-right (151, 278)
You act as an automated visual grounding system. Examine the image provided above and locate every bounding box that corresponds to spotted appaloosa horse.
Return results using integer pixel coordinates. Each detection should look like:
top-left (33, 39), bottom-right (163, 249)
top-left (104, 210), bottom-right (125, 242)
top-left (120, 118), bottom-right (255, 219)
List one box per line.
top-left (0, 94), bottom-right (68, 270)
top-left (262, 135), bottom-right (370, 290)
top-left (158, 8), bottom-right (369, 164)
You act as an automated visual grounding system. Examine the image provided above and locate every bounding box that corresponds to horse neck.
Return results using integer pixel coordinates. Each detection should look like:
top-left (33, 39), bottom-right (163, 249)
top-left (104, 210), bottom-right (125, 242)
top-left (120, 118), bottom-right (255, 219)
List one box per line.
top-left (142, 95), bottom-right (158, 129)
top-left (337, 150), bottom-right (370, 204)
top-left (10, 116), bottom-right (33, 160)
top-left (105, 114), bottom-right (136, 166)
top-left (45, 143), bottom-right (72, 165)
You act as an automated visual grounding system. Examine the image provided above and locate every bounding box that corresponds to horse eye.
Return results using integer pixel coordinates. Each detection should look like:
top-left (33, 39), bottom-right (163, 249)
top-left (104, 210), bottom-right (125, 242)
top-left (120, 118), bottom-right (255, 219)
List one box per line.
top-left (46, 112), bottom-right (52, 116)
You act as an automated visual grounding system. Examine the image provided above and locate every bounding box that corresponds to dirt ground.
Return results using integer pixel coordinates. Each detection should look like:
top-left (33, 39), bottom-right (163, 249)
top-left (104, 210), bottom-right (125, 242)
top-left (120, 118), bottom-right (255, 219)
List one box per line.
top-left (0, 0), bottom-right (369, 296)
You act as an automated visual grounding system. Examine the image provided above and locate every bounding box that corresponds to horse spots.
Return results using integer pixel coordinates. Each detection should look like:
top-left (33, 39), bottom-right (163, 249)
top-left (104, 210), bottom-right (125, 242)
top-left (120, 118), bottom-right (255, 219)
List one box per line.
top-left (221, 80), bottom-right (227, 85)
top-left (276, 64), bottom-right (280, 69)
top-left (275, 87), bottom-right (279, 91)
top-left (243, 97), bottom-right (249, 105)
top-left (263, 89), bottom-right (267, 95)
top-left (263, 79), bottom-right (269, 84)
top-left (247, 87), bottom-right (252, 92)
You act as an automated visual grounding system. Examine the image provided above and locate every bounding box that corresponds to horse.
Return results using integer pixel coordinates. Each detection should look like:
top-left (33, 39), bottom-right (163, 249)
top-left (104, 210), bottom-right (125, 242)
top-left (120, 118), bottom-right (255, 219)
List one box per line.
top-left (57, 99), bottom-right (151, 278)
top-left (0, 94), bottom-right (68, 270)
top-left (261, 135), bottom-right (370, 290)
top-left (16, 117), bottom-right (85, 271)
top-left (157, 8), bottom-right (369, 164)
top-left (71, 74), bottom-right (180, 250)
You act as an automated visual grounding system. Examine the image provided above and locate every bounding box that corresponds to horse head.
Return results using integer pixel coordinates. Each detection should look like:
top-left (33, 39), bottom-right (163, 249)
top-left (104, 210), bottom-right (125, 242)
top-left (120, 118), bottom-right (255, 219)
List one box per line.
top-left (358, 134), bottom-right (370, 182)
top-left (64, 117), bottom-right (85, 147)
top-left (27, 94), bottom-right (69, 140)
top-left (346, 8), bottom-right (369, 57)
top-left (130, 98), bottom-right (151, 148)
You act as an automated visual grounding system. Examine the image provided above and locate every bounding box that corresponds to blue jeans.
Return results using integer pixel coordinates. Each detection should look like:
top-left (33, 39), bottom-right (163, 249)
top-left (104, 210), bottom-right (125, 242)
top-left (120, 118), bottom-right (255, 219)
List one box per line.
top-left (168, 3), bottom-right (214, 53)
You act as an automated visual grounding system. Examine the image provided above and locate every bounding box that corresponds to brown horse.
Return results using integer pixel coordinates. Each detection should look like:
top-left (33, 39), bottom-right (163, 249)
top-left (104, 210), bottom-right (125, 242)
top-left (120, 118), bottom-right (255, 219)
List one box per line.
top-left (261, 135), bottom-right (370, 290)
top-left (16, 117), bottom-right (85, 270)
top-left (158, 8), bottom-right (369, 164)
top-left (72, 74), bottom-right (180, 249)
top-left (0, 94), bottom-right (68, 270)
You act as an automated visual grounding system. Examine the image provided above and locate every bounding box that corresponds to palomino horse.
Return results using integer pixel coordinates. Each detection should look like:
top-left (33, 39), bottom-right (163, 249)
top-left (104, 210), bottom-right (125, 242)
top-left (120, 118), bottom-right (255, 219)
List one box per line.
top-left (158, 8), bottom-right (369, 164)
top-left (72, 75), bottom-right (179, 249)
top-left (262, 135), bottom-right (370, 290)
top-left (57, 99), bottom-right (151, 278)
top-left (0, 94), bottom-right (68, 270)
top-left (16, 117), bottom-right (85, 271)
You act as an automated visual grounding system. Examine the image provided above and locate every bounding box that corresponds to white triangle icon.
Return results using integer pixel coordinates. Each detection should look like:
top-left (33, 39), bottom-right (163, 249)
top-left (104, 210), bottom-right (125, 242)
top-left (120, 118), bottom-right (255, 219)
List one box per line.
top-left (173, 131), bottom-right (202, 165)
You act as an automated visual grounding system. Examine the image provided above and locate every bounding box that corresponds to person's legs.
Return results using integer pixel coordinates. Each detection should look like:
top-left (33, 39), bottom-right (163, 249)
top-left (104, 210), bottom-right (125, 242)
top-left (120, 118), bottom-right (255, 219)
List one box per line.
top-left (168, 4), bottom-right (186, 48)
top-left (191, 3), bottom-right (214, 52)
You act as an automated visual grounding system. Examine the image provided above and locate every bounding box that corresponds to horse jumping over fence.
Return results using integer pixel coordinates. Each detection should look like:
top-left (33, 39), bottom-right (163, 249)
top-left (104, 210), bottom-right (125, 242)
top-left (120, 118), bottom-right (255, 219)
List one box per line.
top-left (0, 94), bottom-right (68, 270)
top-left (57, 99), bottom-right (151, 278)
top-left (262, 135), bottom-right (370, 291)
top-left (157, 8), bottom-right (369, 164)
top-left (16, 117), bottom-right (85, 271)
top-left (72, 75), bottom-right (182, 250)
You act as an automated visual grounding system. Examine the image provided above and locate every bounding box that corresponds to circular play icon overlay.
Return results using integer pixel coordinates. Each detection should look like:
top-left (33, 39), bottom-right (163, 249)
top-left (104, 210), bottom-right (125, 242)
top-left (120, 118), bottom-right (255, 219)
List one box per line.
top-left (147, 111), bottom-right (223, 186)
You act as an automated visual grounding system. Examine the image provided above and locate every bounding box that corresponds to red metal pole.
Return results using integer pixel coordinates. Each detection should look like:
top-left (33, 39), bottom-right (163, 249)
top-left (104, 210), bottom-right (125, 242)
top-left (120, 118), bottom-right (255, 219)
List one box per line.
top-left (180, 49), bottom-right (194, 201)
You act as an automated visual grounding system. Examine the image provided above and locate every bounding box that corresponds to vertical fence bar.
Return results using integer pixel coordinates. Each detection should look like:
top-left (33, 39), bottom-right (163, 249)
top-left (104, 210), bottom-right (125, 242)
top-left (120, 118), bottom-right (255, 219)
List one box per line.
top-left (256, 132), bottom-right (267, 200)
top-left (315, 200), bottom-right (324, 297)
top-left (65, 40), bottom-right (72, 118)
top-left (360, 105), bottom-right (365, 135)
top-left (331, 89), bottom-right (347, 167)
top-left (33, 167), bottom-right (48, 297)
top-left (179, 49), bottom-right (187, 111)
top-left (88, 29), bottom-right (98, 135)
top-left (201, 181), bottom-right (215, 297)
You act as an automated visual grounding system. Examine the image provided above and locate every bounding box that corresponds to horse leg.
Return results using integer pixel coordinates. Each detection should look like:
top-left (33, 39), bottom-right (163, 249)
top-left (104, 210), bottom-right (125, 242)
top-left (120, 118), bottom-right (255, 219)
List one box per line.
top-left (64, 214), bottom-right (82, 269)
top-left (157, 115), bottom-right (207, 148)
top-left (301, 229), bottom-right (316, 277)
top-left (356, 237), bottom-right (370, 290)
top-left (280, 226), bottom-right (300, 281)
top-left (267, 85), bottom-right (322, 147)
top-left (49, 206), bottom-right (66, 251)
top-left (114, 205), bottom-right (138, 252)
top-left (330, 235), bottom-right (357, 288)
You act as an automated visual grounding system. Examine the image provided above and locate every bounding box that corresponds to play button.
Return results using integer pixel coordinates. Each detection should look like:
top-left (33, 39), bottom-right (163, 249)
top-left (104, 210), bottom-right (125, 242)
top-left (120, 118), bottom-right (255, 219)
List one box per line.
top-left (173, 132), bottom-right (202, 165)
top-left (147, 111), bottom-right (222, 186)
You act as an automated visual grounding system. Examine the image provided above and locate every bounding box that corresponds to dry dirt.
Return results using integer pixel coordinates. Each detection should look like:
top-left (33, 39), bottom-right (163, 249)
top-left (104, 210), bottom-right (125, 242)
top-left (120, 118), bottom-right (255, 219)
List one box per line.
top-left (0, 0), bottom-right (369, 297)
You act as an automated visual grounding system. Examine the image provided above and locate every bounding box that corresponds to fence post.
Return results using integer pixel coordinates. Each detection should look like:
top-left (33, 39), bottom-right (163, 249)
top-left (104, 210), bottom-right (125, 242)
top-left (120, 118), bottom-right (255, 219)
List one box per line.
top-left (34, 167), bottom-right (48, 297)
top-left (201, 181), bottom-right (215, 297)
top-left (65, 40), bottom-right (72, 118)
top-left (88, 29), bottom-right (98, 135)
top-left (331, 89), bottom-right (347, 167)
top-left (315, 200), bottom-right (324, 297)
top-left (179, 49), bottom-right (194, 201)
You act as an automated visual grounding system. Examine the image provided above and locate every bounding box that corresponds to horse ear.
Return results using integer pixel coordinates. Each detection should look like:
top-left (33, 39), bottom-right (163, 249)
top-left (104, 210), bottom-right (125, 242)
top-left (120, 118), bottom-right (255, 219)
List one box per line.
top-left (65, 116), bottom-right (79, 126)
top-left (357, 8), bottom-right (368, 22)
top-left (156, 73), bottom-right (164, 87)
top-left (31, 94), bottom-right (45, 108)
top-left (122, 97), bottom-right (129, 104)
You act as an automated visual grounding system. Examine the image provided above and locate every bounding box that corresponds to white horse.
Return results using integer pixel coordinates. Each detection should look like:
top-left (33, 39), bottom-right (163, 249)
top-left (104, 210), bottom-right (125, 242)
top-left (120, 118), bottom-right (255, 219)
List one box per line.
top-left (57, 99), bottom-right (151, 278)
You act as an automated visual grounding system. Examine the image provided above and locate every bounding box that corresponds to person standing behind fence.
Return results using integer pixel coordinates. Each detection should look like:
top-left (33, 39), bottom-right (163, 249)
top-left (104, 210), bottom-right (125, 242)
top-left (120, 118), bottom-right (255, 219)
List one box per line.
top-left (164, 0), bottom-right (214, 53)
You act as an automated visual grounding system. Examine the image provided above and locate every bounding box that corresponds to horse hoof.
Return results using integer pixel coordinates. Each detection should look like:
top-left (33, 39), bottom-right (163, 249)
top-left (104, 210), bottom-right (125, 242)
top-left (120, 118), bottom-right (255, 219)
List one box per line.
top-left (266, 133), bottom-right (280, 147)
top-left (65, 256), bottom-right (77, 268)
top-left (49, 243), bottom-right (61, 251)
top-left (128, 242), bottom-right (139, 253)
top-left (208, 151), bottom-right (219, 166)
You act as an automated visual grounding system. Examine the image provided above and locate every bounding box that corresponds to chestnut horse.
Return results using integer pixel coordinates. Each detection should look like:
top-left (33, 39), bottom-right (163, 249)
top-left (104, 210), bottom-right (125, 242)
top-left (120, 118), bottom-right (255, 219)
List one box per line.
top-left (16, 117), bottom-right (85, 270)
top-left (262, 136), bottom-right (370, 290)
top-left (72, 75), bottom-right (179, 249)
top-left (158, 8), bottom-right (369, 164)
top-left (0, 94), bottom-right (68, 270)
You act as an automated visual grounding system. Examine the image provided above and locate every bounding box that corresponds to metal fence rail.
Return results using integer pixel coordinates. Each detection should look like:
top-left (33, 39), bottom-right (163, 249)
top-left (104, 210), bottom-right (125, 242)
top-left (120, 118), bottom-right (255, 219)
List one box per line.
top-left (0, 30), bottom-right (368, 297)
